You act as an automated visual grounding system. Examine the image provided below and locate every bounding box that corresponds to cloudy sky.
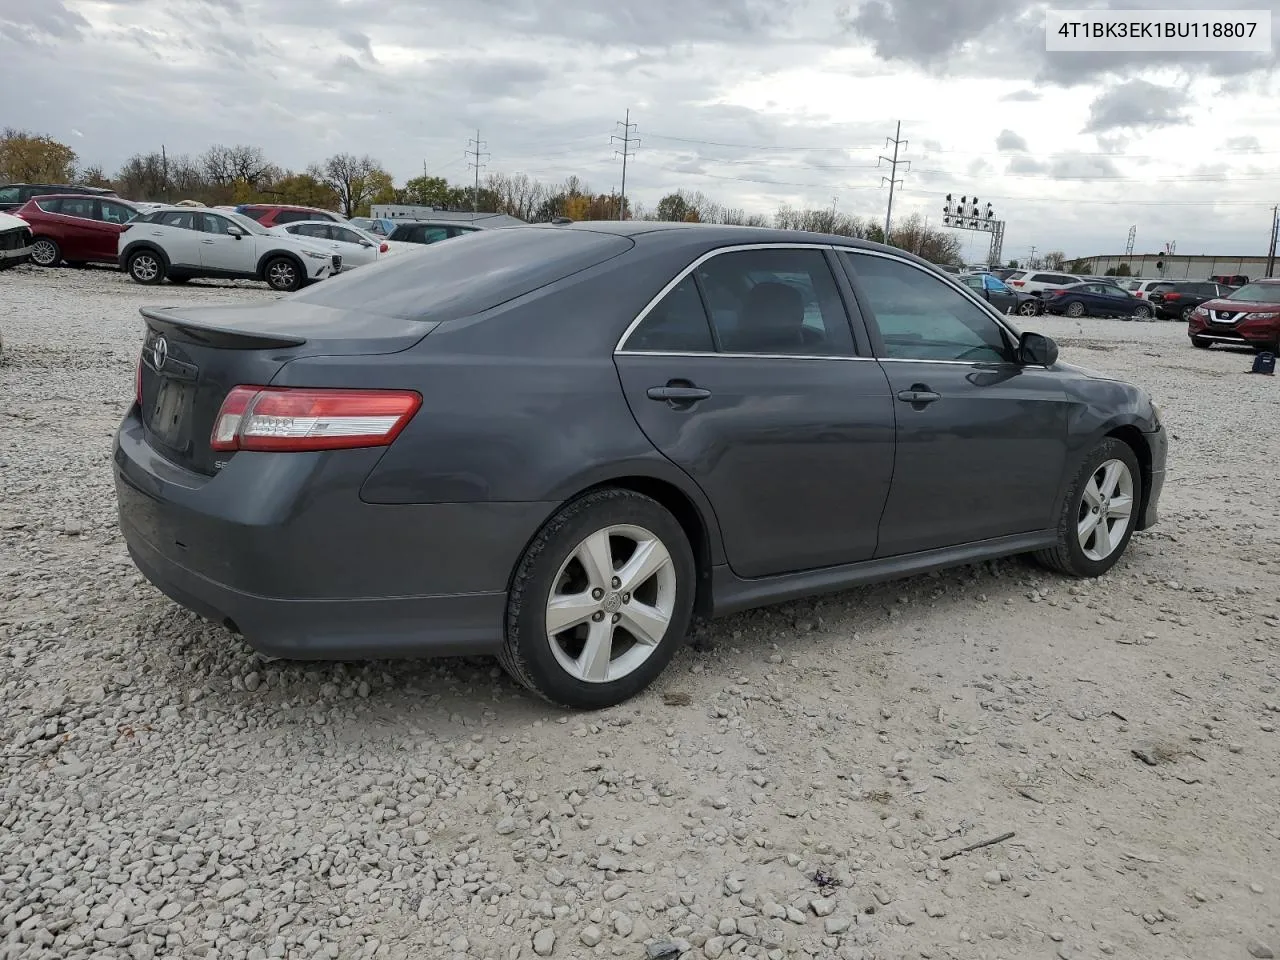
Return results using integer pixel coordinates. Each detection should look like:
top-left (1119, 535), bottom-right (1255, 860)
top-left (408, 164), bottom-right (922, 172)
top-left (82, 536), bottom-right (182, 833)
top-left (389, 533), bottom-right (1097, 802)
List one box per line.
top-left (3, 0), bottom-right (1279, 259)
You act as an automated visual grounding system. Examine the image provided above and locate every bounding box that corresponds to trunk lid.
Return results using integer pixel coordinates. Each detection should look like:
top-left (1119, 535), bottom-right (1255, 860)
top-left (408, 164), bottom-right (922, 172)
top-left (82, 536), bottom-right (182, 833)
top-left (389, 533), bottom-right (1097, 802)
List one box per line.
top-left (137, 300), bottom-right (436, 475)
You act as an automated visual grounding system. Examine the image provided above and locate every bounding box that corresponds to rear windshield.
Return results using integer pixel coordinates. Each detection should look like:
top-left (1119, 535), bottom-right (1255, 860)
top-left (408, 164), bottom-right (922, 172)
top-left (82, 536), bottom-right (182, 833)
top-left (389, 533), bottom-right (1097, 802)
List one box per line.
top-left (1225, 282), bottom-right (1280, 303)
top-left (289, 226), bottom-right (633, 321)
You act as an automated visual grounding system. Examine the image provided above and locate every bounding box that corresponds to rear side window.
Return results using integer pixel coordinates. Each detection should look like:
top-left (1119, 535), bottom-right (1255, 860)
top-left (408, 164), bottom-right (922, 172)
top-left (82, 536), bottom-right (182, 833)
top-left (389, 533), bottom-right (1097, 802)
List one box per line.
top-left (290, 226), bottom-right (633, 321)
top-left (624, 276), bottom-right (715, 352)
top-left (36, 197), bottom-right (63, 213)
top-left (0, 186), bottom-right (18, 203)
top-left (273, 210), bottom-right (312, 224)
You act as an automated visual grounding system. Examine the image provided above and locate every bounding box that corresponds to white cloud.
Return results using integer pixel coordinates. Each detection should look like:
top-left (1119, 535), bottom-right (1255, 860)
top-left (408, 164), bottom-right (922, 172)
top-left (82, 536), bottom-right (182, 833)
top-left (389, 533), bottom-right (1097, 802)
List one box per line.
top-left (1, 0), bottom-right (1278, 256)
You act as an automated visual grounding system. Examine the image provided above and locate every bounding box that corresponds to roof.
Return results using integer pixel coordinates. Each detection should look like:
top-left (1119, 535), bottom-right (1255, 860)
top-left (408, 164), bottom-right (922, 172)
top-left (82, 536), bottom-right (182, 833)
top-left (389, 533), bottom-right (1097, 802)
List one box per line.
top-left (546, 219), bottom-right (916, 255)
top-left (2, 182), bottom-right (115, 193)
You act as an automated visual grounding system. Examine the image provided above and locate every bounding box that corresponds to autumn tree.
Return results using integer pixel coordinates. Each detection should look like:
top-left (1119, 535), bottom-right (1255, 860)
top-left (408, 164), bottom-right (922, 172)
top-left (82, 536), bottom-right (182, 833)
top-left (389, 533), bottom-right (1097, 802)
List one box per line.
top-left (315, 153), bottom-right (393, 217)
top-left (0, 128), bottom-right (77, 182)
top-left (80, 165), bottom-right (111, 187)
top-left (270, 172), bottom-right (339, 209)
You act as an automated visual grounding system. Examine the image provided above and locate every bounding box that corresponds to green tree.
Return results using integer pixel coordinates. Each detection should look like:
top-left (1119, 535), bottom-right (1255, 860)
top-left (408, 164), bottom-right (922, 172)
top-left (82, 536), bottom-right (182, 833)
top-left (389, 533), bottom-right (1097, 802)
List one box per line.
top-left (271, 172), bottom-right (340, 209)
top-left (0, 128), bottom-right (77, 182)
top-left (398, 175), bottom-right (453, 207)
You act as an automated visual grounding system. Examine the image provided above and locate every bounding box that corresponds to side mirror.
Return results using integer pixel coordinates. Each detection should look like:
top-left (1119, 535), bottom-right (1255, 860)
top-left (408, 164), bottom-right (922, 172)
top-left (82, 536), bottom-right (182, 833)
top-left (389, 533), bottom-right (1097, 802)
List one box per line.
top-left (1018, 331), bottom-right (1058, 367)
top-left (227, 226), bottom-right (244, 238)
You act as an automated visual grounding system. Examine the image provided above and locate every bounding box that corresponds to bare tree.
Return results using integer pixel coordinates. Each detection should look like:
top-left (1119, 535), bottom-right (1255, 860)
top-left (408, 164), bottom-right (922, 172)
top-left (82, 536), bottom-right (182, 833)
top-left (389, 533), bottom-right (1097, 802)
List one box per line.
top-left (315, 153), bottom-right (391, 217)
top-left (201, 143), bottom-right (276, 190)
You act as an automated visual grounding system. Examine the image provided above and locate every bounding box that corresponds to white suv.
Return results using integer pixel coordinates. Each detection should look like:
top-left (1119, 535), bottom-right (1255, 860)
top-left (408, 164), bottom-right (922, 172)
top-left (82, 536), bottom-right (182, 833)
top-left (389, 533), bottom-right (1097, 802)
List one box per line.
top-left (118, 208), bottom-right (341, 291)
top-left (1006, 270), bottom-right (1078, 298)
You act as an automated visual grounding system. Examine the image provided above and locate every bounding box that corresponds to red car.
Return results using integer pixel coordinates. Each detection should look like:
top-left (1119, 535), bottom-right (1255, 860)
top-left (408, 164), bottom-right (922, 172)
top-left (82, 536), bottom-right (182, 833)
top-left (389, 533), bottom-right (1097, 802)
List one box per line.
top-left (1188, 278), bottom-right (1280, 352)
top-left (17, 194), bottom-right (140, 267)
top-left (234, 204), bottom-right (344, 227)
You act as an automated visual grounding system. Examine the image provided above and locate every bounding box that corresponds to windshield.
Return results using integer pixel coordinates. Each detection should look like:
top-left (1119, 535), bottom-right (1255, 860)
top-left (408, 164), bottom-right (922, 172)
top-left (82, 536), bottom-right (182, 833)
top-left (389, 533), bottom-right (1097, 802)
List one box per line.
top-left (1226, 283), bottom-right (1280, 303)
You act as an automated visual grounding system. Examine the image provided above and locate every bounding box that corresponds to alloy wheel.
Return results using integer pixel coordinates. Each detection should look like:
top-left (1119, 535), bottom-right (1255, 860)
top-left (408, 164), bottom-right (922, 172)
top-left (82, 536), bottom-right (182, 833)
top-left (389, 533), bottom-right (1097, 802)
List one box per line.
top-left (1018, 300), bottom-right (1039, 316)
top-left (545, 524), bottom-right (676, 684)
top-left (31, 240), bottom-right (58, 267)
top-left (267, 261), bottom-right (296, 290)
top-left (1076, 458), bottom-right (1135, 562)
top-left (1066, 301), bottom-right (1086, 318)
top-left (130, 254), bottom-right (159, 282)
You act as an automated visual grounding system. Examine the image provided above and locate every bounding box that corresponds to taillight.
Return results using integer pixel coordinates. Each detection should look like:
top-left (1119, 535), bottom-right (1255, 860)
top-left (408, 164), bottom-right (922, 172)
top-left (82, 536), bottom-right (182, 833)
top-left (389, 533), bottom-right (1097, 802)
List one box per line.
top-left (135, 355), bottom-right (143, 407)
top-left (1164, 292), bottom-right (1182, 301)
top-left (1053, 288), bottom-right (1069, 296)
top-left (1009, 280), bottom-right (1024, 287)
top-left (210, 386), bottom-right (421, 452)
top-left (379, 242), bottom-right (388, 253)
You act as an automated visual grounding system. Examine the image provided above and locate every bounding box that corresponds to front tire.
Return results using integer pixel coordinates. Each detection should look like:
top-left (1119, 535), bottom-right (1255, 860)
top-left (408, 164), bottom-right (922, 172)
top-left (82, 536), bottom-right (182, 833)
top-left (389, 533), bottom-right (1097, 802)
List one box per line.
top-left (126, 249), bottom-right (163, 285)
top-left (1017, 299), bottom-right (1039, 317)
top-left (1132, 304), bottom-right (1153, 320)
top-left (1034, 438), bottom-right (1141, 578)
top-left (264, 256), bottom-right (302, 292)
top-left (30, 238), bottom-right (60, 267)
top-left (499, 488), bottom-right (696, 710)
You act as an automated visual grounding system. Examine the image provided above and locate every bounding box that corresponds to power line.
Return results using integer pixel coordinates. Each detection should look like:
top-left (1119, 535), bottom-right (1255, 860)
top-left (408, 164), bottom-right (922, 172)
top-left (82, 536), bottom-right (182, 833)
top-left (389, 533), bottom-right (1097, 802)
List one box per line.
top-left (610, 109), bottom-right (639, 221)
top-left (877, 121), bottom-right (909, 241)
top-left (466, 130), bottom-right (489, 213)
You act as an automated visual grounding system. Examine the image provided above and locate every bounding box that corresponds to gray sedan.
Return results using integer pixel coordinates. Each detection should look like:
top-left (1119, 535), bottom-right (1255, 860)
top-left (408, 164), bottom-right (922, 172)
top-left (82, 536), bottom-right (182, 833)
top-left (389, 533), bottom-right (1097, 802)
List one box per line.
top-left (114, 223), bottom-right (1168, 709)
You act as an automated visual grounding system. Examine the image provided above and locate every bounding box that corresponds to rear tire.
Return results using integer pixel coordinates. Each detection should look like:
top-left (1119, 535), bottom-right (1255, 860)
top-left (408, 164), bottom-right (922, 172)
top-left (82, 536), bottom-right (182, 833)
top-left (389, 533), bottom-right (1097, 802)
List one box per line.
top-left (126, 249), bottom-right (163, 285)
top-left (264, 256), bottom-right (302, 292)
top-left (1065, 301), bottom-right (1086, 318)
top-left (499, 488), bottom-right (696, 710)
top-left (30, 237), bottom-right (60, 267)
top-left (1190, 336), bottom-right (1211, 349)
top-left (1034, 438), bottom-right (1141, 578)
top-left (1132, 304), bottom-right (1152, 320)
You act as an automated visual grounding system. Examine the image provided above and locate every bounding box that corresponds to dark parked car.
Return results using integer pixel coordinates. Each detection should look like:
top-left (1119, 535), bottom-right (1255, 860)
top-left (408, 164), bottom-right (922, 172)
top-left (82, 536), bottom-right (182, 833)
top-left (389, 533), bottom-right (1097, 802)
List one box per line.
top-left (1187, 279), bottom-right (1280, 351)
top-left (959, 272), bottom-right (1043, 316)
top-left (114, 223), bottom-right (1167, 709)
top-left (0, 182), bottom-right (117, 212)
top-left (1147, 280), bottom-right (1237, 321)
top-left (15, 194), bottom-right (140, 267)
top-left (1045, 281), bottom-right (1150, 319)
top-left (1209, 274), bottom-right (1249, 286)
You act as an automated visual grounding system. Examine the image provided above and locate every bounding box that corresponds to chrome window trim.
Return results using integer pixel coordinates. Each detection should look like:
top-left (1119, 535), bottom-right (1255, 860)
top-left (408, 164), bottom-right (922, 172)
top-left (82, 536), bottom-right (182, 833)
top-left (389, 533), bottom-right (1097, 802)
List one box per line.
top-left (613, 242), bottom-right (846, 355)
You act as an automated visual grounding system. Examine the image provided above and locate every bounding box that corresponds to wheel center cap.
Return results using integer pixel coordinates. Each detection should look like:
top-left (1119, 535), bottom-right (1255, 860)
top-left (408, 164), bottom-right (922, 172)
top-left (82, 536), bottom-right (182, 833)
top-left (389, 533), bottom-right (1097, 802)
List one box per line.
top-left (601, 592), bottom-right (623, 614)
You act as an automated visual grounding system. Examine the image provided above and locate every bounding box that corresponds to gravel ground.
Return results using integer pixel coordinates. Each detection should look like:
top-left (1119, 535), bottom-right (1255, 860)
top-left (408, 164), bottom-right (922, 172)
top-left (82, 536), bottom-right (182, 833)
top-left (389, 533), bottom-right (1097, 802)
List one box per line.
top-left (2, 264), bottom-right (1278, 960)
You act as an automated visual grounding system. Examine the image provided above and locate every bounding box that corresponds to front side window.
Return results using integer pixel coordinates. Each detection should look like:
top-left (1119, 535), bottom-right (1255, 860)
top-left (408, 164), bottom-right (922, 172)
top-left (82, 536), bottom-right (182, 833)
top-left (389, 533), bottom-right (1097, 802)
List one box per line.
top-left (623, 276), bottom-right (715, 352)
top-left (693, 248), bottom-right (855, 356)
top-left (198, 213), bottom-right (241, 235)
top-left (842, 252), bottom-right (1013, 363)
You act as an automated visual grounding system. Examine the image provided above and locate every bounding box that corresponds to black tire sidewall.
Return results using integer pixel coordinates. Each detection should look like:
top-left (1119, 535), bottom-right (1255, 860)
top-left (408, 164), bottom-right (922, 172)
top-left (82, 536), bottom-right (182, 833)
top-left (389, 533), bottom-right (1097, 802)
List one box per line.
top-left (506, 491), bottom-right (696, 709)
top-left (1067, 302), bottom-right (1085, 317)
top-left (1057, 438), bottom-right (1142, 577)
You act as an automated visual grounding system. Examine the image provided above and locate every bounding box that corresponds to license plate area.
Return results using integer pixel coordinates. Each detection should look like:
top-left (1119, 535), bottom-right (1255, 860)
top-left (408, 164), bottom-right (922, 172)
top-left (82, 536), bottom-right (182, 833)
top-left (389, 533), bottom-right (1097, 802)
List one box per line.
top-left (148, 377), bottom-right (192, 451)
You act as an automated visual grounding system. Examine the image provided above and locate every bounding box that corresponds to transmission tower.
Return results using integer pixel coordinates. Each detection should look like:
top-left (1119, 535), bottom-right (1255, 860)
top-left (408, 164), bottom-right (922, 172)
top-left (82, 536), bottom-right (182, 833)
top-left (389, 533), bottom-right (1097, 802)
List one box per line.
top-left (610, 109), bottom-right (639, 220)
top-left (1124, 225), bottom-right (1136, 257)
top-left (466, 130), bottom-right (489, 213)
top-left (877, 121), bottom-right (909, 243)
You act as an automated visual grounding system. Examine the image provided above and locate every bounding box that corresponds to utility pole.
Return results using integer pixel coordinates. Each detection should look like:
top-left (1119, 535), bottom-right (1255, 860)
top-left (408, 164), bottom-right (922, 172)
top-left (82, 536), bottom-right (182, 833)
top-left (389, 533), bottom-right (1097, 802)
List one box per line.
top-left (877, 121), bottom-right (909, 244)
top-left (1029, 245), bottom-right (1038, 269)
top-left (1267, 205), bottom-right (1278, 278)
top-left (161, 144), bottom-right (168, 201)
top-left (466, 130), bottom-right (489, 214)
top-left (611, 109), bottom-right (639, 220)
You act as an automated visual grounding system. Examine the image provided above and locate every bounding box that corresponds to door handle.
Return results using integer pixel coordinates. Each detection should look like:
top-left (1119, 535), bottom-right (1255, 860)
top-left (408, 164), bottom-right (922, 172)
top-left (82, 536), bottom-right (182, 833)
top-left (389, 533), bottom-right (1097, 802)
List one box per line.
top-left (647, 384), bottom-right (711, 405)
top-left (201, 239), bottom-right (215, 244)
top-left (896, 388), bottom-right (941, 404)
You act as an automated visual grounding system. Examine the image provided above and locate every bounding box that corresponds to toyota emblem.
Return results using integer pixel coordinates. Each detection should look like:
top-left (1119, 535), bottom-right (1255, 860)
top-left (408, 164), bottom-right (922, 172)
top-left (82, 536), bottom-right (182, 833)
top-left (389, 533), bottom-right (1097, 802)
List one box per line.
top-left (151, 337), bottom-right (168, 370)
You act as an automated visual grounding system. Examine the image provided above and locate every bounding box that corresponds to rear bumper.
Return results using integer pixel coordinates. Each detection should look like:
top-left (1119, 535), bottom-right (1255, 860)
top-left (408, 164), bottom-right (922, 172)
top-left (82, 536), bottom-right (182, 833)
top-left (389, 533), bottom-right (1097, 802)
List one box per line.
top-left (113, 408), bottom-right (553, 659)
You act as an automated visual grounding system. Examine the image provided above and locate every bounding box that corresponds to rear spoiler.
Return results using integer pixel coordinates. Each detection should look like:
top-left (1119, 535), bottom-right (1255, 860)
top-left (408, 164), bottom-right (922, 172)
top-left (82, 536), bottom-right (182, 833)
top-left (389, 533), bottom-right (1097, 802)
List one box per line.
top-left (139, 306), bottom-right (307, 349)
